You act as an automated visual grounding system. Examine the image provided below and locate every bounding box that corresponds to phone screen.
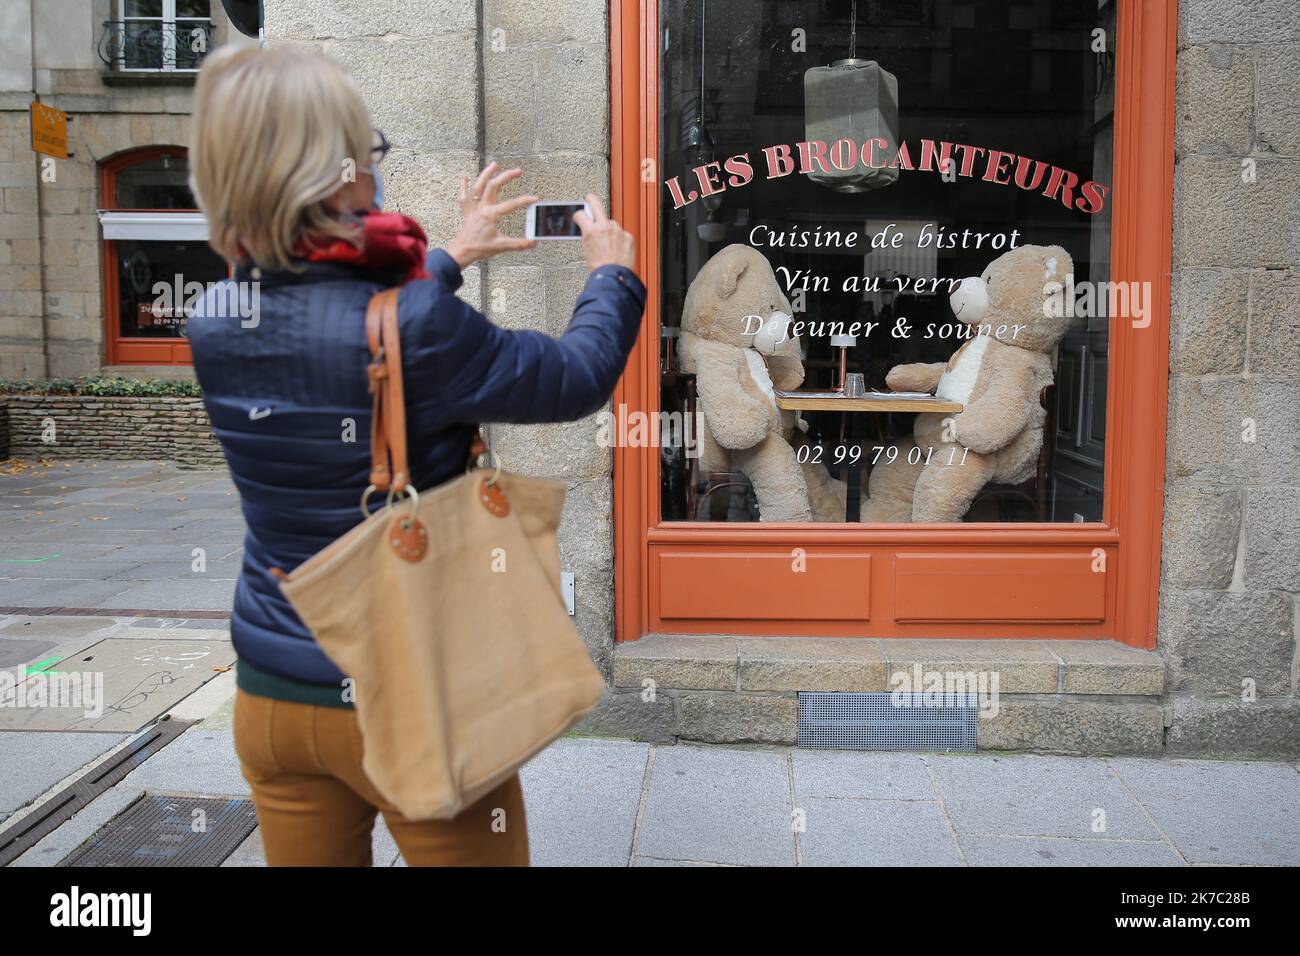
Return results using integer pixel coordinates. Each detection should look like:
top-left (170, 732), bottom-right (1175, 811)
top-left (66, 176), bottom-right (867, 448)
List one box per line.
top-left (533, 203), bottom-right (585, 239)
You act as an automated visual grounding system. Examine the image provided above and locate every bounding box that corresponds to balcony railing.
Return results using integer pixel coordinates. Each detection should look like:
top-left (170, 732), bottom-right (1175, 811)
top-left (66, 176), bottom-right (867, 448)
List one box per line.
top-left (97, 20), bottom-right (215, 74)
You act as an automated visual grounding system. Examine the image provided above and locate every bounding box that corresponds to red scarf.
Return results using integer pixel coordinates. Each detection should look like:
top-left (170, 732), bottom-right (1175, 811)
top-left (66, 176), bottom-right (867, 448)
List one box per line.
top-left (302, 210), bottom-right (429, 282)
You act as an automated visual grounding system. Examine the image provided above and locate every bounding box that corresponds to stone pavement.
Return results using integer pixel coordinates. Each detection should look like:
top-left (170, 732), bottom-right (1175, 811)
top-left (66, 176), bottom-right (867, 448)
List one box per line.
top-left (1, 461), bottom-right (1298, 866)
top-left (1, 459), bottom-right (242, 615)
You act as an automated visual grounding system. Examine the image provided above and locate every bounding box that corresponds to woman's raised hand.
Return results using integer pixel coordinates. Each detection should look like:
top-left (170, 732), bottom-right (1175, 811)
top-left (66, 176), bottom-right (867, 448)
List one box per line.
top-left (573, 193), bottom-right (636, 273)
top-left (446, 162), bottom-right (538, 270)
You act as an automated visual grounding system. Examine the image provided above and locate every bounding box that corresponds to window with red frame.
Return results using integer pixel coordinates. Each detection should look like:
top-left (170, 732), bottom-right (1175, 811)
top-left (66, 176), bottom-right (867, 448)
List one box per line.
top-left (99, 147), bottom-right (227, 365)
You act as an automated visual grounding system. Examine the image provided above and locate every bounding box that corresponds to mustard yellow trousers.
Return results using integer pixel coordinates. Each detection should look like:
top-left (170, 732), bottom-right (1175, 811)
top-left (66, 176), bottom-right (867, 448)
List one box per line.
top-left (233, 689), bottom-right (530, 866)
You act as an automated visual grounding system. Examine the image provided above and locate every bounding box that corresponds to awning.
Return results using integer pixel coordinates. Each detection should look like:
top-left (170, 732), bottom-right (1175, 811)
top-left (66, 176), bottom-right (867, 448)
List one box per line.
top-left (97, 211), bottom-right (210, 241)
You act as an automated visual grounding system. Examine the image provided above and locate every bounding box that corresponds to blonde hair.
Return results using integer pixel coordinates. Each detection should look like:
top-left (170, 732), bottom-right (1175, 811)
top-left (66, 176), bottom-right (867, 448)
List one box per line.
top-left (189, 45), bottom-right (373, 273)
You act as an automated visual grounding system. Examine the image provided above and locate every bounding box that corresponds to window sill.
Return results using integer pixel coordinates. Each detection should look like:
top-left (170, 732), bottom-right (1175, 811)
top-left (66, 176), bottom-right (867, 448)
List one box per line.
top-left (101, 70), bottom-right (199, 87)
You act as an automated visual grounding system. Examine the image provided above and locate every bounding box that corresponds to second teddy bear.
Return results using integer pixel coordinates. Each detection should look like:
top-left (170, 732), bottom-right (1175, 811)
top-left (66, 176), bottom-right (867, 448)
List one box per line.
top-left (861, 243), bottom-right (1073, 523)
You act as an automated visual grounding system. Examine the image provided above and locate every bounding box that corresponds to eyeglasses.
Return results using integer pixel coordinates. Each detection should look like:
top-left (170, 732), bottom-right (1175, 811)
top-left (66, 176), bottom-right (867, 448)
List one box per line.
top-left (370, 128), bottom-right (391, 164)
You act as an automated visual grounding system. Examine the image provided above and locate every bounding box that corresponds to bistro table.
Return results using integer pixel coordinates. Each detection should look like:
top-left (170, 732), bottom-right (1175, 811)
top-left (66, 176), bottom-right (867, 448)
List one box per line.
top-left (774, 390), bottom-right (966, 521)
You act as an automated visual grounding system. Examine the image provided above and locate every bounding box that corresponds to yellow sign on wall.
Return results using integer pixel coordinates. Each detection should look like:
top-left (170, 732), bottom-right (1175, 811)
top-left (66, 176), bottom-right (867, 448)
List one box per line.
top-left (31, 102), bottom-right (69, 160)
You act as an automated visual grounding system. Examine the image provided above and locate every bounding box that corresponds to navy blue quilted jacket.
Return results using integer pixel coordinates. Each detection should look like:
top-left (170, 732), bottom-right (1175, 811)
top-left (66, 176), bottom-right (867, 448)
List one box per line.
top-left (188, 249), bottom-right (646, 685)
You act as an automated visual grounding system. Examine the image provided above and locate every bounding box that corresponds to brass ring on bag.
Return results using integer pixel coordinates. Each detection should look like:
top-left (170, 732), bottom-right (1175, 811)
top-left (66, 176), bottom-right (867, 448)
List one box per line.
top-left (386, 483), bottom-right (420, 524)
top-left (360, 483), bottom-right (379, 517)
top-left (466, 449), bottom-right (504, 487)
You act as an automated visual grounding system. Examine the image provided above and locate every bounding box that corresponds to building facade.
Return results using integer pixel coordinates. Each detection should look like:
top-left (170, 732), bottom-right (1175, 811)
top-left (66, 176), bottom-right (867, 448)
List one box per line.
top-left (264, 0), bottom-right (1296, 758)
top-left (0, 0), bottom-right (253, 379)
top-left (2, 0), bottom-right (1296, 757)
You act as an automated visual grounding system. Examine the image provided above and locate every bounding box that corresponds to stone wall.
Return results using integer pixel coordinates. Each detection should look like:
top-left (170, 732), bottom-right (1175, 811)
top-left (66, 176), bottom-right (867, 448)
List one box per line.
top-left (482, 0), bottom-right (617, 674)
top-left (1161, 0), bottom-right (1300, 756)
top-left (2, 395), bottom-right (223, 467)
top-left (265, 0), bottom-right (621, 674)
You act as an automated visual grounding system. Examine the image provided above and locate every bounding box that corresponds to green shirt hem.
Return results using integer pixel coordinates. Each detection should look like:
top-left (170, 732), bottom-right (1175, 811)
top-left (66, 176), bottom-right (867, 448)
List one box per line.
top-left (236, 658), bottom-right (355, 709)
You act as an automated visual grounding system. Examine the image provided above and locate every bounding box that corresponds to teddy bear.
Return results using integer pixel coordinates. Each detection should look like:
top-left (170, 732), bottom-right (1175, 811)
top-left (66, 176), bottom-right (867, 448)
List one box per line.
top-left (859, 243), bottom-right (1073, 523)
top-left (678, 244), bottom-right (814, 522)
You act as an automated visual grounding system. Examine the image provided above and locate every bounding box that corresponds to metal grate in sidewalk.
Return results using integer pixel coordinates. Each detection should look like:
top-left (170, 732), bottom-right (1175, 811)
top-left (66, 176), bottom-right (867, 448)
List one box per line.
top-left (60, 794), bottom-right (257, 867)
top-left (0, 717), bottom-right (192, 866)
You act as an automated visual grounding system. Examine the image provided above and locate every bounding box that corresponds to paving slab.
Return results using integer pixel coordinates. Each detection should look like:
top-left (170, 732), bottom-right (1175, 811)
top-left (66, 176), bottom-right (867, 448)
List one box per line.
top-left (0, 560), bottom-right (149, 579)
top-left (99, 545), bottom-right (226, 566)
top-left (792, 750), bottom-right (936, 801)
top-left (128, 617), bottom-right (231, 630)
top-left (928, 754), bottom-right (1161, 840)
top-left (7, 638), bottom-right (109, 674)
top-left (637, 744), bottom-right (794, 867)
top-left (2, 543), bottom-right (125, 561)
top-left (101, 625), bottom-right (232, 642)
top-left (519, 737), bottom-right (649, 867)
top-left (0, 624), bottom-right (120, 678)
top-left (120, 727), bottom-right (249, 796)
top-left (196, 687), bottom-right (237, 729)
top-left (0, 636), bottom-right (236, 732)
top-left (632, 855), bottom-right (729, 866)
top-left (0, 731), bottom-right (129, 813)
top-left (798, 796), bottom-right (964, 866)
top-left (0, 616), bottom-right (120, 640)
top-left (165, 670), bottom-right (236, 725)
top-left (179, 518), bottom-right (248, 536)
top-left (30, 512), bottom-right (189, 532)
top-left (958, 834), bottom-right (1183, 866)
top-left (0, 637), bottom-right (59, 669)
top-left (107, 562), bottom-right (240, 581)
top-left (98, 579), bottom-right (237, 612)
top-left (1109, 758), bottom-right (1300, 866)
top-left (0, 578), bottom-right (135, 607)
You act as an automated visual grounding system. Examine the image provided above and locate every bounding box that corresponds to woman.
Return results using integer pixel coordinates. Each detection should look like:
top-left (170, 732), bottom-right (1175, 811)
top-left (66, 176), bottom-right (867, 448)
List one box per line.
top-left (186, 45), bottom-right (643, 866)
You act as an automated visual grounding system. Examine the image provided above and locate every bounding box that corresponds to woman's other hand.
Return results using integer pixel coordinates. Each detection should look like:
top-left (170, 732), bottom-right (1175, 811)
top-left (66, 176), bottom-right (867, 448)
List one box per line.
top-left (447, 163), bottom-right (538, 270)
top-left (573, 193), bottom-right (636, 273)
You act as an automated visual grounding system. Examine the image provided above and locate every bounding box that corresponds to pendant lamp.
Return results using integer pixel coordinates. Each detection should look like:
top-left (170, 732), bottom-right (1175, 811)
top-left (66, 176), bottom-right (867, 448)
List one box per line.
top-left (804, 1), bottom-right (899, 193)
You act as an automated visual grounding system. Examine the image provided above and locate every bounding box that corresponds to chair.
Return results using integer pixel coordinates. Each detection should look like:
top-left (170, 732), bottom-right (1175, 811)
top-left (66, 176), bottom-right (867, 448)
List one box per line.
top-left (968, 385), bottom-right (1056, 522)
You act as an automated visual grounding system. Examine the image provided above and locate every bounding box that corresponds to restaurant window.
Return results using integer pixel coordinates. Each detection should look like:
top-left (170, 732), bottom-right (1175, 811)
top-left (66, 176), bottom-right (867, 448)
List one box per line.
top-left (611, 0), bottom-right (1173, 644)
top-left (98, 147), bottom-right (228, 366)
top-left (658, 0), bottom-right (1116, 525)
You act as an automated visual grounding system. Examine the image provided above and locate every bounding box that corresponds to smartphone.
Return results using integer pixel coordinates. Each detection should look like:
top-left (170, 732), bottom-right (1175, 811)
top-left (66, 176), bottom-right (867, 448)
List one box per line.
top-left (526, 201), bottom-right (590, 240)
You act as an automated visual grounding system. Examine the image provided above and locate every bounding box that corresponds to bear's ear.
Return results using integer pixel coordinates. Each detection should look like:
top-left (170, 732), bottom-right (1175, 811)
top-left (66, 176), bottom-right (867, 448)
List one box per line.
top-left (717, 257), bottom-right (749, 299)
top-left (1043, 255), bottom-right (1059, 281)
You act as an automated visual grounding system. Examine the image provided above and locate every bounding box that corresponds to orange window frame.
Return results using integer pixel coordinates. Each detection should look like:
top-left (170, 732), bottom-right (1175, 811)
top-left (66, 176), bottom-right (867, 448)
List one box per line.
top-left (609, 0), bottom-right (1176, 648)
top-left (100, 145), bottom-right (202, 367)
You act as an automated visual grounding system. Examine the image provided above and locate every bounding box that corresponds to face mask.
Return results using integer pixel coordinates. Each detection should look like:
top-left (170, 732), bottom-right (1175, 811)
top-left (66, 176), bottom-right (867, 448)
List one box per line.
top-left (370, 163), bottom-right (384, 209)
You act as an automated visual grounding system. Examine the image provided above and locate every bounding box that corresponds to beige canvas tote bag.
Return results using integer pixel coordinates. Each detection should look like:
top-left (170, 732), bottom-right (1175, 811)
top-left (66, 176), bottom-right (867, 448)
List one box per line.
top-left (280, 288), bottom-right (606, 821)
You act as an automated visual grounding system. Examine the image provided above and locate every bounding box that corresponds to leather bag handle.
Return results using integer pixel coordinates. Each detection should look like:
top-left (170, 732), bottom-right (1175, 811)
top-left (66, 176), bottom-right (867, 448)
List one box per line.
top-left (365, 289), bottom-right (408, 493)
top-left (363, 288), bottom-right (488, 501)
